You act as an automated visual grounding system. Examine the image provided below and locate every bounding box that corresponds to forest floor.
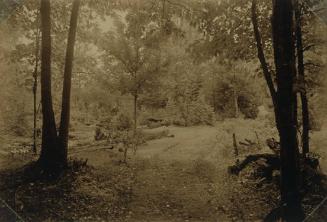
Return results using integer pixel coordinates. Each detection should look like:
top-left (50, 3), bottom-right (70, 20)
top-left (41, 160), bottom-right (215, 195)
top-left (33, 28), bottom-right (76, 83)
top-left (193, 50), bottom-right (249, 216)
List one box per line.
top-left (0, 118), bottom-right (327, 221)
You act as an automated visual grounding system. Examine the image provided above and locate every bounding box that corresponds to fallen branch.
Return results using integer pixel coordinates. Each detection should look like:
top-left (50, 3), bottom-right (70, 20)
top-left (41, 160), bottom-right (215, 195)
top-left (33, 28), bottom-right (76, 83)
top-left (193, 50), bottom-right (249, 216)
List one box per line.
top-left (228, 153), bottom-right (280, 176)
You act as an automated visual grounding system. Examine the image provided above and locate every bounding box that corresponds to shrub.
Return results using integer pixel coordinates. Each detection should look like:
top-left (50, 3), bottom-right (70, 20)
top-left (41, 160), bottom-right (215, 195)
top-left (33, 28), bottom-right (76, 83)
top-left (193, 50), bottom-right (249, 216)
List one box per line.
top-left (209, 74), bottom-right (260, 119)
top-left (167, 99), bottom-right (215, 126)
top-left (238, 94), bottom-right (259, 119)
top-left (201, 59), bottom-right (263, 119)
top-left (0, 94), bottom-right (31, 136)
top-left (114, 113), bottom-right (133, 131)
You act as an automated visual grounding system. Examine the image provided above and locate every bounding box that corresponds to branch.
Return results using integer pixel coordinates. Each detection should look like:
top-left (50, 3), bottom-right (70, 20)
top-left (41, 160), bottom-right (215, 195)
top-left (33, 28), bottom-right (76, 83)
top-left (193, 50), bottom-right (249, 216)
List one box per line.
top-left (302, 44), bottom-right (315, 52)
top-left (166, 0), bottom-right (191, 12)
top-left (165, 0), bottom-right (203, 13)
top-left (304, 62), bottom-right (322, 68)
top-left (73, 71), bottom-right (95, 75)
top-left (251, 0), bottom-right (277, 105)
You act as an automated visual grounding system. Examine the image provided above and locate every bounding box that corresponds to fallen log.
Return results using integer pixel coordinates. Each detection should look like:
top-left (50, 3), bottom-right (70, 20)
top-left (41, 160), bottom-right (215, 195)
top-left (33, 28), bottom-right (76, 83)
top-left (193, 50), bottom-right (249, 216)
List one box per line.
top-left (228, 153), bottom-right (280, 180)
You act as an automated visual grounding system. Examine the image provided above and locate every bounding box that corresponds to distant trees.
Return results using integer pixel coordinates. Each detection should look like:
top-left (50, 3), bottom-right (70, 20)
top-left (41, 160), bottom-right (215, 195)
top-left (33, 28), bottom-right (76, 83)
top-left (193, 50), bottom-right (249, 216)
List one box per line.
top-left (166, 60), bottom-right (215, 126)
top-left (38, 0), bottom-right (81, 174)
top-left (2, 0), bottom-right (323, 178)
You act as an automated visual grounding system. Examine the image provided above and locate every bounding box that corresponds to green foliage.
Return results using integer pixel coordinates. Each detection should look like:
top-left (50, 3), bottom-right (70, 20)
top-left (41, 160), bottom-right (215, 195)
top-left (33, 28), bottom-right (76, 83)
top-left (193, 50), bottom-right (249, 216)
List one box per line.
top-left (202, 59), bottom-right (263, 119)
top-left (95, 111), bottom-right (135, 145)
top-left (238, 94), bottom-right (260, 119)
top-left (1, 100), bottom-right (30, 136)
top-left (186, 0), bottom-right (273, 61)
top-left (100, 10), bottom-right (165, 100)
top-left (167, 99), bottom-right (215, 127)
top-left (114, 113), bottom-right (133, 131)
top-left (139, 94), bottom-right (168, 110)
top-left (0, 45), bottom-right (32, 136)
top-left (1, 0), bottom-right (325, 136)
top-left (210, 76), bottom-right (260, 119)
top-left (306, 99), bottom-right (324, 131)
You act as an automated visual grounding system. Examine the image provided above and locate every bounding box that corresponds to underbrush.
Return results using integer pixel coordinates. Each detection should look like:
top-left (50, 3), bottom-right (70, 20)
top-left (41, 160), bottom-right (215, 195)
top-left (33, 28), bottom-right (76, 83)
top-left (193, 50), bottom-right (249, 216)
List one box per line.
top-left (131, 157), bottom-right (279, 221)
top-left (228, 151), bottom-right (327, 221)
top-left (0, 156), bottom-right (281, 222)
top-left (0, 159), bottom-right (136, 222)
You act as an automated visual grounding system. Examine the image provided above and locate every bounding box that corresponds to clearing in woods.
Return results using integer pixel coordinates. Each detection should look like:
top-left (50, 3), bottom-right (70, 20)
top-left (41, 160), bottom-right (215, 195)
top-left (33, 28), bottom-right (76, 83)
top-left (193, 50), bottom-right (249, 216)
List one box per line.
top-left (0, 119), bottom-right (326, 221)
top-left (69, 119), bottom-right (280, 221)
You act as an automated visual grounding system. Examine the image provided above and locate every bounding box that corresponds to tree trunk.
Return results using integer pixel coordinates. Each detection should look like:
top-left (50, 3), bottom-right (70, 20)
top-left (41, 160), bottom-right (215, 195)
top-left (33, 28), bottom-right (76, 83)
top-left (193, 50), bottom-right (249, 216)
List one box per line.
top-left (133, 93), bottom-right (138, 135)
top-left (58, 0), bottom-right (81, 165)
top-left (33, 24), bottom-right (40, 154)
top-left (251, 0), bottom-right (279, 124)
top-left (132, 92), bottom-right (138, 153)
top-left (38, 0), bottom-right (60, 172)
top-left (33, 73), bottom-right (37, 154)
top-left (295, 0), bottom-right (310, 158)
top-left (272, 0), bottom-right (304, 220)
top-left (233, 73), bottom-right (239, 118)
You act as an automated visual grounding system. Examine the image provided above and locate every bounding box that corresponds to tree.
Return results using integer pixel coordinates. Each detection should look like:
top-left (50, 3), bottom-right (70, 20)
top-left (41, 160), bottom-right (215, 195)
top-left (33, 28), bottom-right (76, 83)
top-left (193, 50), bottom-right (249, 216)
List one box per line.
top-left (252, 0), bottom-right (304, 220)
top-left (183, 0), bottom-right (273, 62)
top-left (38, 0), bottom-right (81, 174)
top-left (102, 10), bottom-right (163, 139)
top-left (58, 0), bottom-right (81, 167)
top-left (38, 0), bottom-right (59, 172)
top-left (295, 0), bottom-right (310, 158)
top-left (272, 0), bottom-right (304, 219)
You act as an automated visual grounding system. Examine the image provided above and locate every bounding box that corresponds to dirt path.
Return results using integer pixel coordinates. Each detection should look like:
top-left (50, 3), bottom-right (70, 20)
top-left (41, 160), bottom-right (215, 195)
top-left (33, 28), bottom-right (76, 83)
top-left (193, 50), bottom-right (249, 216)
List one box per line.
top-left (136, 126), bottom-right (221, 161)
top-left (69, 121), bottom-right (327, 221)
top-left (69, 125), bottom-right (235, 221)
top-left (69, 121), bottom-right (278, 221)
top-left (127, 126), bottom-right (231, 221)
top-left (72, 120), bottom-right (272, 166)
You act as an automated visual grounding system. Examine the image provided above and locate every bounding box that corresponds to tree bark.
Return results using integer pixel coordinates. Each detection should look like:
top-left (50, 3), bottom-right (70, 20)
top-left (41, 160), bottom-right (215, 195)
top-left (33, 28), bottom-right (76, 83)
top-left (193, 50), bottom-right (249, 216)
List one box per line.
top-left (295, 0), bottom-right (310, 158)
top-left (233, 73), bottom-right (239, 118)
top-left (132, 92), bottom-right (138, 153)
top-left (271, 0), bottom-right (304, 220)
top-left (58, 0), bottom-right (81, 165)
top-left (38, 0), bottom-right (61, 172)
top-left (33, 17), bottom-right (40, 154)
top-left (133, 93), bottom-right (138, 135)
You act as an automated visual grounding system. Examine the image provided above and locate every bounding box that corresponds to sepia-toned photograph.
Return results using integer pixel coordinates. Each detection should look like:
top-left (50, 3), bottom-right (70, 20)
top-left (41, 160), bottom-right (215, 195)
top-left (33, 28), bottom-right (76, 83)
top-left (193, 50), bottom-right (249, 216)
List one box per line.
top-left (0, 0), bottom-right (326, 221)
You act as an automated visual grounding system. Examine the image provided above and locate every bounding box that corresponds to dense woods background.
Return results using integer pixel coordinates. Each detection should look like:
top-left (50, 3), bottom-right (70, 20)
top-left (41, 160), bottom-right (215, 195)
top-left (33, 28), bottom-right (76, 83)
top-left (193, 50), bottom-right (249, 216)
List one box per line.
top-left (0, 0), bottom-right (327, 221)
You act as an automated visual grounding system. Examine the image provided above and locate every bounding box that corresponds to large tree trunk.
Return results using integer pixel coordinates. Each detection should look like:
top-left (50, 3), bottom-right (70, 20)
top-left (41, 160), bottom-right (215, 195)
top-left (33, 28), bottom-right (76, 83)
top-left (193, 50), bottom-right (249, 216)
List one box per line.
top-left (38, 0), bottom-right (60, 172)
top-left (272, 0), bottom-right (304, 220)
top-left (295, 0), bottom-right (310, 158)
top-left (58, 0), bottom-right (81, 164)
